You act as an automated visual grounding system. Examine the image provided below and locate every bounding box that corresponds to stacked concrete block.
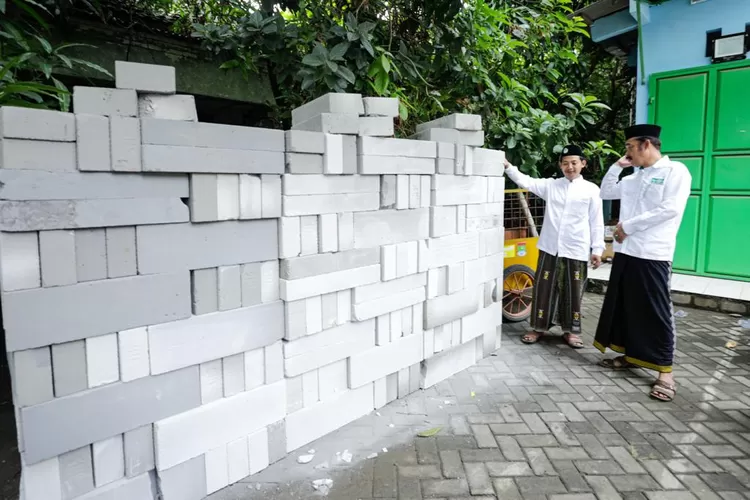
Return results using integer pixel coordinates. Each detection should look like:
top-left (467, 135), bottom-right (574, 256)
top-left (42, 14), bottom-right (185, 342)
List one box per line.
top-left (4, 65), bottom-right (507, 500)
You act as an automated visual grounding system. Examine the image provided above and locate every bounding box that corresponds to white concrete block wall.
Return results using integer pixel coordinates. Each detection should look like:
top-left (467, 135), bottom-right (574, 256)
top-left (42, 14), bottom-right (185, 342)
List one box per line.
top-left (2, 63), bottom-right (506, 500)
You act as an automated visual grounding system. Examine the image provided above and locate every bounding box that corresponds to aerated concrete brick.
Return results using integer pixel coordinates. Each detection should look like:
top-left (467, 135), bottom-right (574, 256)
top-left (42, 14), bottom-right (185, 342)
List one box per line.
top-left (73, 87), bottom-right (138, 117)
top-left (217, 265), bottom-right (242, 311)
top-left (299, 215), bottom-right (319, 256)
top-left (92, 435), bottom-right (125, 486)
top-left (239, 174), bottom-right (262, 220)
top-left (0, 106), bottom-right (75, 141)
top-left (59, 446), bottom-right (95, 500)
top-left (75, 114), bottom-right (111, 171)
top-left (353, 208), bottom-right (430, 248)
top-left (338, 212), bottom-right (354, 251)
top-left (0, 231), bottom-right (40, 291)
top-left (86, 333), bottom-right (120, 388)
top-left (318, 213), bottom-right (338, 253)
top-left (0, 138), bottom-right (76, 172)
top-left (141, 119), bottom-right (284, 152)
top-left (285, 130), bottom-right (325, 154)
top-left (363, 97), bottom-right (399, 117)
top-left (222, 353), bottom-right (245, 397)
top-left (283, 173), bottom-right (379, 196)
top-left (142, 145), bottom-right (284, 175)
top-left (424, 287), bottom-right (480, 330)
top-left (105, 227), bottom-right (136, 278)
top-left (23, 456), bottom-right (62, 500)
top-left (416, 113), bottom-right (482, 132)
top-left (115, 61), bottom-right (176, 94)
top-left (260, 174), bottom-right (281, 218)
top-left (267, 420), bottom-right (286, 464)
top-left (358, 155), bottom-right (436, 175)
top-left (199, 360), bottom-right (223, 404)
top-left (239, 262), bottom-right (261, 307)
top-left (51, 341), bottom-right (88, 397)
top-left (285, 153), bottom-right (323, 174)
top-left (124, 425), bottom-right (155, 477)
top-left (118, 327), bottom-right (150, 383)
top-left (156, 456), bottom-right (206, 500)
top-left (291, 93), bottom-right (364, 125)
top-left (359, 116), bottom-right (394, 136)
top-left (11, 347), bottom-right (54, 407)
top-left (110, 116), bottom-right (141, 172)
top-left (358, 136), bottom-right (437, 158)
top-left (292, 113), bottom-right (360, 134)
top-left (192, 268), bottom-right (218, 315)
top-left (279, 217), bottom-right (301, 259)
top-left (138, 95), bottom-right (198, 121)
top-left (282, 192), bottom-right (379, 217)
top-left (323, 133), bottom-right (344, 174)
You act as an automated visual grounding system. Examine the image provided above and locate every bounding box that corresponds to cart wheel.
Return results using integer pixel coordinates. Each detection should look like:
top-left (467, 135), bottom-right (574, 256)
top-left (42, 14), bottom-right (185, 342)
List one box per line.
top-left (502, 264), bottom-right (535, 323)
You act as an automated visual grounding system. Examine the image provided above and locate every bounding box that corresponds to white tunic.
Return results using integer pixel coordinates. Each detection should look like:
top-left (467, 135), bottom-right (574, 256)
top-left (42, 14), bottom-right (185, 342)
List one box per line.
top-left (600, 156), bottom-right (692, 262)
top-left (505, 166), bottom-right (605, 262)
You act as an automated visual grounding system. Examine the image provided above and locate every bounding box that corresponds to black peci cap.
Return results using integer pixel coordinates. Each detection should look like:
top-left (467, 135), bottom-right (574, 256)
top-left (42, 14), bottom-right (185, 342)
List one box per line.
top-left (559, 144), bottom-right (584, 161)
top-left (624, 124), bottom-right (661, 140)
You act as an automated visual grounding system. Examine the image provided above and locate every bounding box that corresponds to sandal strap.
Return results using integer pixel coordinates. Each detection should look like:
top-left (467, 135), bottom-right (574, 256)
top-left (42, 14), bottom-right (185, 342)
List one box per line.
top-left (653, 380), bottom-right (676, 392)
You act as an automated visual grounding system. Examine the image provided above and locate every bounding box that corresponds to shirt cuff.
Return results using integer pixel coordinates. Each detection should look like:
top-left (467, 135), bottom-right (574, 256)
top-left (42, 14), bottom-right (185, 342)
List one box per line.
top-left (591, 248), bottom-right (604, 257)
top-left (621, 220), bottom-right (635, 235)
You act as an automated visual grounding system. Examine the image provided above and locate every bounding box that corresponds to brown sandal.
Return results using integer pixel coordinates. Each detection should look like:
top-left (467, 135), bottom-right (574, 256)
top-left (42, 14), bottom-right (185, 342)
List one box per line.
top-left (598, 356), bottom-right (634, 369)
top-left (562, 333), bottom-right (584, 349)
top-left (650, 380), bottom-right (676, 402)
top-left (522, 331), bottom-right (544, 344)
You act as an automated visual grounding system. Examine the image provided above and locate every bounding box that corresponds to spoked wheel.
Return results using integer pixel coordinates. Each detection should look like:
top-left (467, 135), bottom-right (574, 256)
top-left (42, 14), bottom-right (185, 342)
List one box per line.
top-left (502, 264), bottom-right (535, 323)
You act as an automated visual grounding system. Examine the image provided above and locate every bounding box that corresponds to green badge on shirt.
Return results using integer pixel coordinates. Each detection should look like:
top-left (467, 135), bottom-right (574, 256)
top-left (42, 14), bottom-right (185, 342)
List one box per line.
top-left (651, 177), bottom-right (665, 185)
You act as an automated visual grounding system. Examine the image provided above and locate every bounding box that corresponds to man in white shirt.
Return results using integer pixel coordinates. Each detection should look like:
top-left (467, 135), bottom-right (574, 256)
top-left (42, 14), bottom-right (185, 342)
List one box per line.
top-left (594, 124), bottom-right (691, 403)
top-left (504, 144), bottom-right (605, 349)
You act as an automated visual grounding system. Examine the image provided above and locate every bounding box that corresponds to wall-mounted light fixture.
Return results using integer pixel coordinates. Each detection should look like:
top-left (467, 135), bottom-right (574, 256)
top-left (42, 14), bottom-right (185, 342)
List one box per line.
top-left (710, 31), bottom-right (749, 63)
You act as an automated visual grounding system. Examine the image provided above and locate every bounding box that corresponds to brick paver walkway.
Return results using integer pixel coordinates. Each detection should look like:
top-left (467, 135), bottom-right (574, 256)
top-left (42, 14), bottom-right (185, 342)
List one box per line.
top-left (210, 295), bottom-right (750, 500)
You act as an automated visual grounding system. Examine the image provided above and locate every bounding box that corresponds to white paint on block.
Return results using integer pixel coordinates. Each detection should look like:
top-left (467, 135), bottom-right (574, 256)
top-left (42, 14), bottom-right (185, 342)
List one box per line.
top-left (323, 134), bottom-right (344, 174)
top-left (318, 360), bottom-right (347, 402)
top-left (118, 327), bottom-right (150, 382)
top-left (0, 232), bottom-right (40, 292)
top-left (302, 370), bottom-right (319, 408)
top-left (395, 175), bottom-right (409, 210)
top-left (200, 359), bottom-right (224, 404)
top-left (261, 175), bottom-right (282, 218)
top-left (318, 213), bottom-right (338, 253)
top-left (381, 244), bottom-right (397, 281)
top-left (86, 334), bottom-right (119, 388)
top-left (305, 295), bottom-right (323, 335)
top-left (92, 435), bottom-right (125, 487)
top-left (244, 348), bottom-right (265, 391)
top-left (337, 212), bottom-right (354, 251)
top-left (260, 260), bottom-right (280, 303)
top-left (39, 230), bottom-right (76, 287)
top-left (280, 264), bottom-right (380, 302)
top-left (217, 174), bottom-right (240, 221)
top-left (336, 290), bottom-right (351, 325)
top-left (218, 265), bottom-right (242, 311)
top-left (279, 217), bottom-right (301, 258)
top-left (239, 175), bottom-right (262, 220)
top-left (265, 341), bottom-right (284, 383)
top-left (205, 444), bottom-right (229, 495)
top-left (22, 457), bottom-right (62, 500)
top-left (223, 354), bottom-right (245, 398)
top-left (227, 436), bottom-right (250, 483)
top-left (247, 427), bottom-right (270, 475)
top-left (299, 215), bottom-right (319, 256)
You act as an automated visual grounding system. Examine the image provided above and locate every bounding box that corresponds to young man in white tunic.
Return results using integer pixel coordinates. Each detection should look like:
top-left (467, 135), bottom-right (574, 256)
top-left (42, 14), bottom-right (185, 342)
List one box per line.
top-left (504, 144), bottom-right (605, 349)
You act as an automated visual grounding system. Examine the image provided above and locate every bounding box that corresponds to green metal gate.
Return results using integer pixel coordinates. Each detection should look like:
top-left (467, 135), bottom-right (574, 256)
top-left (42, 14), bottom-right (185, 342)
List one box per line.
top-left (648, 59), bottom-right (750, 282)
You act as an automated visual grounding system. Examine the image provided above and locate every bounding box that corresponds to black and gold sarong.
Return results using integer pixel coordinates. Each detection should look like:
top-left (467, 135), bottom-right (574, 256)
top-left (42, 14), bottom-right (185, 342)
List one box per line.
top-left (530, 250), bottom-right (588, 334)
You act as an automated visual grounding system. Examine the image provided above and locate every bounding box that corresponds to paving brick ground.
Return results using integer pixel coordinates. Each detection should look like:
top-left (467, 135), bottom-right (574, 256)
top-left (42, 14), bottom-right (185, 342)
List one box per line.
top-left (209, 295), bottom-right (750, 500)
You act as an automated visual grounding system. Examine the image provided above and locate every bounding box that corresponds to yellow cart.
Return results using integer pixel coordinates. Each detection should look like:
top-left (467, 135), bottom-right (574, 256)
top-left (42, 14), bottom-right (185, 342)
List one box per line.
top-left (502, 189), bottom-right (544, 322)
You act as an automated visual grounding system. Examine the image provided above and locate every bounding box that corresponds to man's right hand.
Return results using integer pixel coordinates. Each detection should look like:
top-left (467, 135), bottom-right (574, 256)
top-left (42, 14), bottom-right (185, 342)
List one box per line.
top-left (616, 156), bottom-right (633, 167)
top-left (503, 159), bottom-right (513, 169)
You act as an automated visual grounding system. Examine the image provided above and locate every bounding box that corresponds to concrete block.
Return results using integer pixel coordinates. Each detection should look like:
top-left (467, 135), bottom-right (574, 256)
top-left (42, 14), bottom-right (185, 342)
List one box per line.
top-left (38, 230), bottom-right (76, 287)
top-left (363, 97), bottom-right (399, 117)
top-left (412, 303), bottom-right (423, 334)
top-left (381, 244), bottom-right (397, 281)
top-left (22, 457), bottom-right (62, 500)
top-left (115, 61), bottom-right (175, 93)
top-left (285, 384), bottom-right (373, 453)
top-left (358, 136), bottom-right (436, 158)
top-left (283, 174), bottom-right (379, 196)
top-left (462, 304), bottom-right (503, 344)
top-left (373, 378), bottom-right (387, 409)
top-left (416, 113), bottom-right (482, 132)
top-left (0, 198), bottom-right (189, 232)
top-left (479, 228), bottom-right (504, 257)
top-left (353, 272), bottom-right (425, 306)
top-left (463, 254), bottom-right (504, 289)
top-left (337, 290), bottom-right (351, 325)
top-left (427, 267), bottom-right (447, 299)
top-left (0, 231), bottom-right (40, 291)
top-left (283, 320), bottom-right (375, 377)
top-left (380, 175), bottom-right (397, 209)
top-left (12, 347), bottom-right (54, 407)
top-left (423, 328), bottom-right (435, 358)
top-left (318, 213), bottom-right (338, 253)
top-left (436, 157), bottom-right (455, 174)
top-left (285, 153), bottom-right (323, 174)
top-left (430, 206), bottom-right (458, 238)
top-left (138, 95), bottom-right (197, 121)
top-left (142, 144), bottom-right (284, 175)
top-left (358, 155), bottom-right (436, 175)
top-left (237, 174), bottom-right (262, 220)
top-left (244, 348), bottom-right (265, 391)
top-left (432, 174), bottom-right (488, 206)
top-left (265, 341), bottom-right (284, 383)
top-left (279, 217), bottom-right (301, 259)
top-left (323, 134), bottom-right (344, 174)
top-left (248, 427), bottom-right (270, 474)
top-left (292, 113), bottom-right (360, 134)
top-left (389, 310), bottom-right (402, 342)
top-left (227, 436), bottom-right (250, 483)
top-left (337, 212), bottom-right (354, 251)
top-left (404, 241), bottom-right (419, 277)
top-left (3, 272), bottom-right (190, 352)
top-left (457, 205), bottom-right (467, 233)
top-left (148, 302), bottom-right (283, 375)
top-left (471, 147), bottom-right (505, 176)
top-left (437, 142), bottom-right (456, 159)
top-left (222, 353), bottom-right (245, 398)
top-left (124, 425), bottom-right (155, 478)
top-left (75, 229), bottom-right (106, 282)
top-left (427, 231), bottom-right (480, 269)
top-left (0, 138), bottom-right (76, 171)
top-left (20, 366), bottom-right (199, 465)
top-left (409, 175), bottom-right (421, 208)
top-left (353, 208), bottom-right (429, 248)
top-left (105, 227), bottom-right (136, 278)
top-left (86, 334), bottom-right (120, 388)
top-left (218, 265), bottom-right (242, 311)
top-left (0, 106), bottom-right (75, 141)
top-left (299, 215), bottom-right (319, 256)
top-left (92, 435), bottom-right (125, 486)
top-left (280, 264), bottom-right (380, 302)
top-left (192, 268), bottom-right (218, 315)
top-left (68, 471), bottom-right (157, 500)
top-left (420, 176), bottom-right (431, 208)
top-left (110, 116), bottom-right (141, 172)
top-left (157, 456), bottom-right (206, 500)
top-left (141, 119), bottom-right (284, 152)
top-left (153, 380), bottom-right (285, 471)
top-left (302, 369), bottom-right (319, 408)
top-left (282, 192), bottom-right (379, 216)
top-left (118, 327), bottom-right (150, 383)
top-left (136, 220), bottom-right (276, 274)
top-left (321, 292), bottom-right (338, 330)
top-left (397, 368), bottom-right (410, 398)
top-left (395, 242), bottom-right (409, 278)
top-left (418, 240), bottom-right (429, 273)
top-left (318, 360), bottom-right (347, 401)
top-left (75, 114), bottom-right (111, 171)
top-left (359, 116), bottom-right (394, 136)
top-left (284, 299), bottom-right (307, 340)
top-left (353, 286), bottom-right (426, 321)
top-left (59, 446), bottom-right (95, 500)
top-left (447, 263), bottom-right (465, 294)
top-left (466, 201), bottom-right (504, 219)
top-left (73, 87), bottom-right (137, 117)
top-left (421, 340), bottom-right (477, 389)
top-left (409, 363), bottom-right (420, 393)
top-left (205, 444), bottom-right (229, 495)
top-left (292, 93), bottom-right (364, 125)
top-left (342, 135), bottom-right (357, 175)
top-left (216, 174), bottom-right (240, 221)
top-left (260, 260), bottom-right (279, 303)
top-left (402, 304), bottom-right (414, 334)
top-left (348, 332), bottom-right (424, 388)
top-left (396, 174), bottom-right (409, 210)
top-left (285, 130), bottom-right (325, 154)
top-left (286, 376), bottom-right (303, 413)
top-left (261, 174), bottom-right (281, 218)
top-left (412, 127), bottom-right (459, 144)
top-left (385, 373), bottom-right (398, 403)
top-left (424, 287), bottom-right (480, 330)
top-left (51, 341), bottom-right (87, 398)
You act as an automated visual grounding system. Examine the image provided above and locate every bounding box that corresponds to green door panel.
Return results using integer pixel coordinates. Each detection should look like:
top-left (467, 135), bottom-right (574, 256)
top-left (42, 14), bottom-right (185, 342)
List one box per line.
top-left (704, 196), bottom-right (750, 278)
top-left (673, 195), bottom-right (700, 272)
top-left (671, 157), bottom-right (703, 191)
top-left (711, 156), bottom-right (750, 191)
top-left (715, 67), bottom-right (750, 151)
top-left (654, 73), bottom-right (708, 153)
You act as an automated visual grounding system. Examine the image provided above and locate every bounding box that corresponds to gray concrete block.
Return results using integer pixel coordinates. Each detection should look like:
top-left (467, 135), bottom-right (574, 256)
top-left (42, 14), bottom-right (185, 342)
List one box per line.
top-left (437, 142), bottom-right (456, 159)
top-left (416, 113), bottom-right (482, 132)
top-left (59, 446), bottom-right (95, 500)
top-left (189, 174), bottom-right (218, 222)
top-left (424, 287), bottom-right (479, 330)
top-left (267, 420), bottom-right (286, 464)
top-left (358, 155), bottom-right (436, 175)
top-left (353, 208), bottom-right (429, 248)
top-left (75, 229), bottom-right (107, 282)
top-left (156, 456), bottom-right (206, 500)
top-left (76, 114), bottom-right (111, 171)
top-left (285, 152), bottom-right (324, 174)
top-left (199, 360), bottom-right (223, 404)
top-left (282, 174), bottom-right (379, 196)
top-left (136, 220), bottom-right (277, 274)
top-left (291, 93), bottom-right (364, 125)
top-left (3, 272), bottom-right (190, 352)
top-left (51, 341), bottom-right (88, 398)
top-left (299, 215), bottom-right (318, 256)
top-left (240, 262), bottom-right (262, 307)
top-left (75, 471), bottom-right (157, 500)
top-left (142, 144), bottom-right (284, 174)
top-left (281, 248), bottom-right (380, 280)
top-left (21, 366), bottom-right (200, 465)
top-left (412, 128), bottom-right (459, 143)
top-left (110, 116), bottom-right (141, 172)
top-left (286, 375), bottom-right (303, 413)
top-left (115, 61), bottom-right (176, 94)
top-left (282, 192), bottom-right (379, 217)
top-left (0, 169), bottom-right (189, 201)
top-left (0, 198), bottom-right (189, 232)
top-left (11, 347), bottom-right (54, 407)
top-left (292, 113), bottom-right (360, 134)
top-left (0, 106), bottom-right (75, 141)
top-left (138, 95), bottom-right (197, 121)
top-left (363, 97), bottom-right (399, 117)
top-left (105, 227), bottom-right (136, 278)
top-left (261, 174), bottom-right (281, 218)
top-left (141, 119), bottom-right (284, 152)
top-left (222, 353), bottom-right (245, 397)
top-left (437, 158), bottom-right (455, 174)
top-left (124, 425), bottom-right (155, 478)
top-left (358, 136), bottom-right (437, 158)
top-left (285, 130), bottom-right (325, 154)
top-left (0, 138), bottom-right (76, 172)
top-left (191, 268), bottom-right (218, 315)
top-left (218, 265), bottom-right (242, 311)
top-left (73, 87), bottom-right (137, 117)
top-left (0, 231), bottom-right (40, 291)
top-left (342, 135), bottom-right (357, 174)
top-left (358, 116), bottom-right (394, 137)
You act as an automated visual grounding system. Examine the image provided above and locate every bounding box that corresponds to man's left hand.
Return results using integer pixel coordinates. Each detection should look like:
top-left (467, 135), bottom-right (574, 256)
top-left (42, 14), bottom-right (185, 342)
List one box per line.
top-left (613, 222), bottom-right (628, 243)
top-left (590, 255), bottom-right (602, 269)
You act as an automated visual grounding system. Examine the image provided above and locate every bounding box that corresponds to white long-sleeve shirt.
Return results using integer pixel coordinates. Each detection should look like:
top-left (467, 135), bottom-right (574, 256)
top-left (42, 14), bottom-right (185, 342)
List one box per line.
top-left (599, 156), bottom-right (692, 262)
top-left (505, 166), bottom-right (605, 262)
